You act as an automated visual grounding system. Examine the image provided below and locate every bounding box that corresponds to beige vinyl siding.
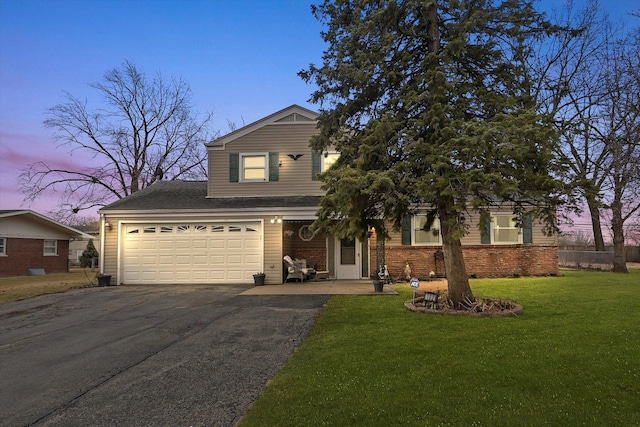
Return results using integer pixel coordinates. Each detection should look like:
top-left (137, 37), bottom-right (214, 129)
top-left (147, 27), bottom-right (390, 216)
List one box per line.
top-left (263, 219), bottom-right (284, 284)
top-left (102, 216), bottom-right (120, 280)
top-left (208, 122), bottom-right (324, 197)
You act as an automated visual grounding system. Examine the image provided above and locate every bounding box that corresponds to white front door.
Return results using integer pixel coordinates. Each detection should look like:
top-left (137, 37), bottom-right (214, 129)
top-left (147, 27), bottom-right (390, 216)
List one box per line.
top-left (335, 236), bottom-right (361, 279)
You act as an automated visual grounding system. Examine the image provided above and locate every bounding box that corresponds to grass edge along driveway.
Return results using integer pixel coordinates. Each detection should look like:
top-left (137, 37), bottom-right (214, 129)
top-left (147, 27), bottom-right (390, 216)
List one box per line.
top-left (239, 269), bottom-right (640, 426)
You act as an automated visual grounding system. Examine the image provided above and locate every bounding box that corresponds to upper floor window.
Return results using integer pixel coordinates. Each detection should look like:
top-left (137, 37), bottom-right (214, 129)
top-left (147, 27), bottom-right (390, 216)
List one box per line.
top-left (0, 238), bottom-right (6, 256)
top-left (491, 214), bottom-right (522, 244)
top-left (241, 153), bottom-right (268, 181)
top-left (322, 152), bottom-right (340, 171)
top-left (230, 152), bottom-right (278, 183)
top-left (44, 239), bottom-right (58, 256)
top-left (413, 216), bottom-right (442, 245)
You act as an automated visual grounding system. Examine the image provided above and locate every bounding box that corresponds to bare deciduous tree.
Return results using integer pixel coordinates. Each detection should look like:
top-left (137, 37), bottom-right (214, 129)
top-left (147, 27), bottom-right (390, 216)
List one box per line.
top-left (535, 0), bottom-right (640, 271)
top-left (20, 61), bottom-right (215, 218)
top-left (597, 30), bottom-right (640, 272)
top-left (533, 0), bottom-right (611, 251)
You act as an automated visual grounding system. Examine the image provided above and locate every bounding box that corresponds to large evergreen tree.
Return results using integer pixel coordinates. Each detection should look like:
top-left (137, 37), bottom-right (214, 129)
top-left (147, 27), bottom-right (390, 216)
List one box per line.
top-left (300, 0), bottom-right (564, 306)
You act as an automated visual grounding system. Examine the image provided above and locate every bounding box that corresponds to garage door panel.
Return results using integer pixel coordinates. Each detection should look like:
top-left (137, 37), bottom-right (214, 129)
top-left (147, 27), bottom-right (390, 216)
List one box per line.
top-left (124, 241), bottom-right (141, 250)
top-left (192, 270), bottom-right (208, 280)
top-left (209, 255), bottom-right (225, 265)
top-left (175, 239), bottom-right (191, 249)
top-left (158, 271), bottom-right (175, 281)
top-left (245, 240), bottom-right (261, 249)
top-left (227, 270), bottom-right (243, 280)
top-left (226, 255), bottom-right (244, 264)
top-left (141, 241), bottom-right (157, 250)
top-left (175, 255), bottom-right (192, 265)
top-left (158, 255), bottom-right (174, 264)
top-left (192, 255), bottom-right (208, 265)
top-left (123, 221), bottom-right (262, 284)
top-left (175, 271), bottom-right (191, 280)
top-left (141, 255), bottom-right (157, 265)
top-left (192, 239), bottom-right (208, 249)
top-left (209, 271), bottom-right (225, 280)
top-left (245, 254), bottom-right (260, 264)
top-left (228, 240), bottom-right (245, 249)
top-left (141, 271), bottom-right (160, 280)
top-left (157, 240), bottom-right (174, 250)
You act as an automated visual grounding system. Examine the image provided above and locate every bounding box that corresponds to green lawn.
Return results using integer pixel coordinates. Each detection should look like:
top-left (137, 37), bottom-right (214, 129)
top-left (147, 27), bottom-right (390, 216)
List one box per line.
top-left (239, 269), bottom-right (640, 426)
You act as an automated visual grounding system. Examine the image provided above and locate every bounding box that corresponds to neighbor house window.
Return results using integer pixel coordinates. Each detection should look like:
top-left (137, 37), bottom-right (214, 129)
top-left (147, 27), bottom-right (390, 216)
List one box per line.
top-left (413, 216), bottom-right (442, 245)
top-left (43, 239), bottom-right (58, 256)
top-left (0, 238), bottom-right (6, 255)
top-left (322, 152), bottom-right (340, 171)
top-left (241, 154), bottom-right (268, 181)
top-left (491, 214), bottom-right (522, 244)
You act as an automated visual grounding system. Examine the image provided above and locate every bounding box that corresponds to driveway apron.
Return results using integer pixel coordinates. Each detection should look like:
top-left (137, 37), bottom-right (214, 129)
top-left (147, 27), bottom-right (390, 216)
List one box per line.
top-left (0, 285), bottom-right (328, 427)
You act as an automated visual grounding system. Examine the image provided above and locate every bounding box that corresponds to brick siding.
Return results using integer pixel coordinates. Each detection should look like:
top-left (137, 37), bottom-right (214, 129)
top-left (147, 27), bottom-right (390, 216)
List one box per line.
top-left (0, 238), bottom-right (70, 277)
top-left (371, 244), bottom-right (559, 280)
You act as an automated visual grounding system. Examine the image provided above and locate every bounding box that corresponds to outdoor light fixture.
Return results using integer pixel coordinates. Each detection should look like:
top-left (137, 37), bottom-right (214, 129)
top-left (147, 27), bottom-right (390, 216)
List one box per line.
top-left (270, 215), bottom-right (282, 224)
top-left (287, 154), bottom-right (303, 160)
top-left (105, 222), bottom-right (112, 231)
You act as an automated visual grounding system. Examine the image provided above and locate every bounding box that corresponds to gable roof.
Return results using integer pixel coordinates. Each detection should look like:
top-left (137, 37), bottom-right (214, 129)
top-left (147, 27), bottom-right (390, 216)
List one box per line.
top-left (0, 210), bottom-right (91, 238)
top-left (99, 180), bottom-right (321, 213)
top-left (208, 104), bottom-right (318, 149)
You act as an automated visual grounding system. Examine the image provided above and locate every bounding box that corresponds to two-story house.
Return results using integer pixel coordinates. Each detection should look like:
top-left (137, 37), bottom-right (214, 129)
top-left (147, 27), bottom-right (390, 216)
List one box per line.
top-left (99, 105), bottom-right (558, 285)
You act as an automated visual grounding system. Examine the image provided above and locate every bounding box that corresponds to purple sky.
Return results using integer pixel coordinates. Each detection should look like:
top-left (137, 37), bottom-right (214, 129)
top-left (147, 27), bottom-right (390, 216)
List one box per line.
top-left (1, 0), bottom-right (637, 224)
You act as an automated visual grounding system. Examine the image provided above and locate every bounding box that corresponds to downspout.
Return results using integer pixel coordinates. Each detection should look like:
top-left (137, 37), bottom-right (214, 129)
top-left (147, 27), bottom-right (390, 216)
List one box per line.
top-left (99, 213), bottom-right (106, 275)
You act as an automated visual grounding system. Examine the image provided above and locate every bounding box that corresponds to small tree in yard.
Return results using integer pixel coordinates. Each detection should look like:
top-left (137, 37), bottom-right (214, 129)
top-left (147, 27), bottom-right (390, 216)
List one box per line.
top-left (79, 239), bottom-right (99, 269)
top-left (300, 0), bottom-right (565, 306)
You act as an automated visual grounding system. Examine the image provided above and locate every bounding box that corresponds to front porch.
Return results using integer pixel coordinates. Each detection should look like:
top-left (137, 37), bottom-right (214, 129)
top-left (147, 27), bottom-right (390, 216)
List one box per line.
top-left (280, 220), bottom-right (373, 282)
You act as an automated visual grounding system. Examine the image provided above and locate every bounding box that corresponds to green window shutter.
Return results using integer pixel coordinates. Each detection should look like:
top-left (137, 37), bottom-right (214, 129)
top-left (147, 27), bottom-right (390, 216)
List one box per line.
top-left (480, 220), bottom-right (491, 244)
top-left (311, 151), bottom-right (321, 181)
top-left (523, 213), bottom-right (533, 244)
top-left (229, 153), bottom-right (239, 182)
top-left (401, 216), bottom-right (412, 245)
top-left (269, 152), bottom-right (279, 181)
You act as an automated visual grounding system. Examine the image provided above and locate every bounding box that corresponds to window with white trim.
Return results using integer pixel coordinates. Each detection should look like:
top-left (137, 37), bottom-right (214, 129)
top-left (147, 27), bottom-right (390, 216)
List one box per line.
top-left (413, 216), bottom-right (442, 245)
top-left (241, 153), bottom-right (268, 181)
top-left (43, 239), bottom-right (58, 256)
top-left (322, 152), bottom-right (340, 171)
top-left (0, 238), bottom-right (6, 255)
top-left (491, 214), bottom-right (522, 244)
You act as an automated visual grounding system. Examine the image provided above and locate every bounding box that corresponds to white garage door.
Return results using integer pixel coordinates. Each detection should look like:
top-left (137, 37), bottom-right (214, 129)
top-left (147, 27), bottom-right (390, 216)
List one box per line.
top-left (122, 222), bottom-right (262, 284)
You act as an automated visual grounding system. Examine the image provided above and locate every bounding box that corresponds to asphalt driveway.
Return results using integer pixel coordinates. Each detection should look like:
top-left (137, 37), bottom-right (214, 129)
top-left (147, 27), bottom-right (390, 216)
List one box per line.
top-left (0, 284), bottom-right (329, 426)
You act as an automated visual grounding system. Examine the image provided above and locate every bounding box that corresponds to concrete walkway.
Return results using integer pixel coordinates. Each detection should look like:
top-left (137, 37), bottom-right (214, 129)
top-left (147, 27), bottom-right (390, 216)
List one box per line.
top-left (241, 279), bottom-right (399, 295)
top-left (241, 279), bottom-right (450, 296)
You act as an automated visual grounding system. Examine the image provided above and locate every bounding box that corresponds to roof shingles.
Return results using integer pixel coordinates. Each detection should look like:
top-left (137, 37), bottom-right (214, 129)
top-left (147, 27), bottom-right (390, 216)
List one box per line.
top-left (100, 181), bottom-right (321, 212)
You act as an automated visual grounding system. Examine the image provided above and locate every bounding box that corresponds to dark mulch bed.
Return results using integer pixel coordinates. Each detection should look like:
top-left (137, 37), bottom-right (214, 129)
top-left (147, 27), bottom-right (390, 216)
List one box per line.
top-left (405, 290), bottom-right (523, 317)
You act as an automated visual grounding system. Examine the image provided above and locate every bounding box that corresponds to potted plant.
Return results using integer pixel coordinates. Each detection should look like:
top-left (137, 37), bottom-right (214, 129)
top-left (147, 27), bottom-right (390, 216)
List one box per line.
top-left (96, 273), bottom-right (112, 287)
top-left (372, 279), bottom-right (384, 292)
top-left (253, 272), bottom-right (266, 286)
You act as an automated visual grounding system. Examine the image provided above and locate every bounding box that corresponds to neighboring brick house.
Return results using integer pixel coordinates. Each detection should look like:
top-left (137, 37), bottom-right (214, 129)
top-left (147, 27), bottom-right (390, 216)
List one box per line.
top-left (0, 210), bottom-right (90, 277)
top-left (99, 105), bottom-right (558, 286)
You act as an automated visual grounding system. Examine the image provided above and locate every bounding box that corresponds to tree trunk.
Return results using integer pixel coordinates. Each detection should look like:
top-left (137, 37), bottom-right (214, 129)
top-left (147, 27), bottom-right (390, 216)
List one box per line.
top-left (438, 208), bottom-right (474, 307)
top-left (610, 194), bottom-right (628, 273)
top-left (587, 199), bottom-right (606, 251)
